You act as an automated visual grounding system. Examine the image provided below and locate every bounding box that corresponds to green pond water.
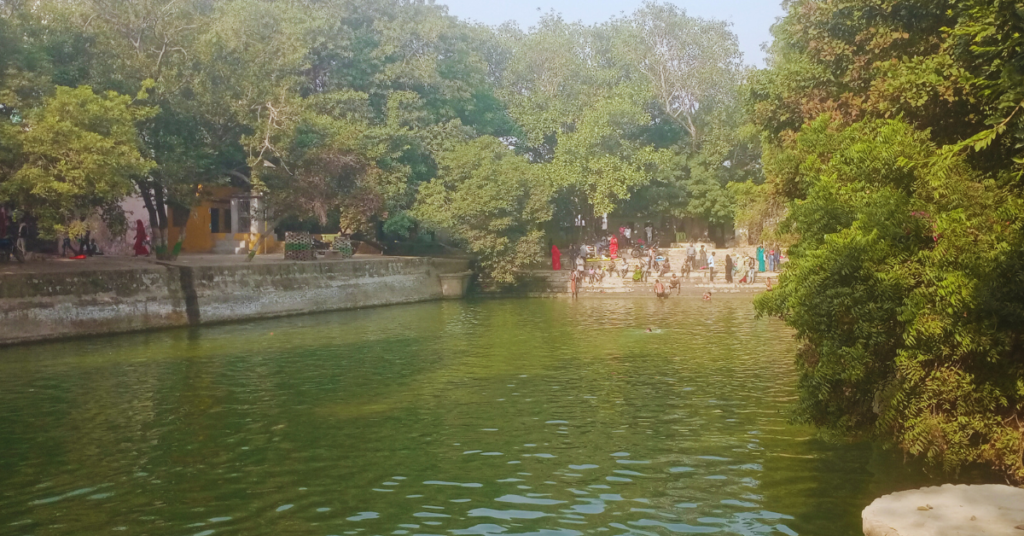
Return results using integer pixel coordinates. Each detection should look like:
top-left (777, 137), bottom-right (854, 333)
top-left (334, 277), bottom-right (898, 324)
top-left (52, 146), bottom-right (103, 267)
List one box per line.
top-left (0, 297), bottom-right (969, 535)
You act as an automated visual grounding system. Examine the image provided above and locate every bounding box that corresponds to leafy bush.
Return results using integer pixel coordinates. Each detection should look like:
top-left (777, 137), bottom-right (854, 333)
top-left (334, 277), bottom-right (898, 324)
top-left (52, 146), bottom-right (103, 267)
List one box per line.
top-left (414, 137), bottom-right (552, 284)
top-left (757, 117), bottom-right (1024, 483)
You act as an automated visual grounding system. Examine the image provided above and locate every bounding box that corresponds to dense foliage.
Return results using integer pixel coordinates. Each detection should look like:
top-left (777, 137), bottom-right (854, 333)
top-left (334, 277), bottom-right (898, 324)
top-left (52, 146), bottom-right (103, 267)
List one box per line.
top-left (0, 0), bottom-right (752, 268)
top-left (0, 86), bottom-right (155, 238)
top-left (753, 0), bottom-right (1024, 483)
top-left (414, 136), bottom-right (551, 283)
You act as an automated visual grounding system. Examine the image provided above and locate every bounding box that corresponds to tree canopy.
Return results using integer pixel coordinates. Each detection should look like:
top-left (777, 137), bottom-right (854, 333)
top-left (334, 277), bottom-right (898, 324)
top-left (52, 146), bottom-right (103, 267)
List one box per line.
top-left (1, 0), bottom-right (753, 269)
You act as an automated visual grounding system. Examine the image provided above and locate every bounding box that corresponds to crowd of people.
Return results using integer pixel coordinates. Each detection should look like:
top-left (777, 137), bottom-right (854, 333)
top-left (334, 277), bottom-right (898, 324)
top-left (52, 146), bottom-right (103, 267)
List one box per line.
top-left (554, 238), bottom-right (786, 298)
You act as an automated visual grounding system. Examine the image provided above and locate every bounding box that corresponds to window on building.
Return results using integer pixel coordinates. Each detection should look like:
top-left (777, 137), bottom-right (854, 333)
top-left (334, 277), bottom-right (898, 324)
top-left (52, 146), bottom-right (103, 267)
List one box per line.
top-left (237, 199), bottom-right (252, 233)
top-left (210, 208), bottom-right (221, 233)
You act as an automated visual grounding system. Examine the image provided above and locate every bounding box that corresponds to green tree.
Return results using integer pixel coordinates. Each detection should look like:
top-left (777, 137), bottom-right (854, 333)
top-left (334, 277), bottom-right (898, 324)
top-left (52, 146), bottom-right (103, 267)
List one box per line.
top-left (414, 136), bottom-right (552, 284)
top-left (1, 86), bottom-right (156, 238)
top-left (617, 1), bottom-right (745, 152)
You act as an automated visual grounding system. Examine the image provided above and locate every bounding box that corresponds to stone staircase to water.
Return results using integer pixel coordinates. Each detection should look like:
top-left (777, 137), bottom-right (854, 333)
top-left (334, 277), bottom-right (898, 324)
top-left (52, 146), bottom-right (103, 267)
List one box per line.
top-left (530, 247), bottom-right (779, 296)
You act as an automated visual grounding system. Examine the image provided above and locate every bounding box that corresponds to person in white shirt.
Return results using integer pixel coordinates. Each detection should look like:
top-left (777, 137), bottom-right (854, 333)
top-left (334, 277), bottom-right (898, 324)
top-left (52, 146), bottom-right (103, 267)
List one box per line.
top-left (707, 251), bottom-right (717, 282)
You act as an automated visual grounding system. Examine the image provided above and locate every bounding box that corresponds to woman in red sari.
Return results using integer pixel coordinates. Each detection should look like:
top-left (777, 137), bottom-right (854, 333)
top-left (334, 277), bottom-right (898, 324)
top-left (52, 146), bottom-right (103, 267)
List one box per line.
top-left (609, 234), bottom-right (619, 259)
top-left (133, 219), bottom-right (150, 256)
top-left (551, 244), bottom-right (562, 270)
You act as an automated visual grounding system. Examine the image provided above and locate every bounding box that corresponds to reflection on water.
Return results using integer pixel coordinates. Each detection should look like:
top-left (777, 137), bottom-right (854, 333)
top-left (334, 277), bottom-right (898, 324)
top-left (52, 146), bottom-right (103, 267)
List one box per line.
top-left (0, 297), bottom-right (984, 535)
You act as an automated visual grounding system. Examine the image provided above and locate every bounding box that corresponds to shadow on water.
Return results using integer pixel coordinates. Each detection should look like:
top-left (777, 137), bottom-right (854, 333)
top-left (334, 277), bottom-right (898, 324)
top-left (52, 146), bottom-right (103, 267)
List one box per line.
top-left (0, 296), bottom-right (1001, 535)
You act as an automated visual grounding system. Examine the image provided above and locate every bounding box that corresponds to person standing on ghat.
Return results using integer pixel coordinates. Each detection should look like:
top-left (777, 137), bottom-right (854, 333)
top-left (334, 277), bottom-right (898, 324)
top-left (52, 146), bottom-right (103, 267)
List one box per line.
top-left (707, 251), bottom-right (717, 282)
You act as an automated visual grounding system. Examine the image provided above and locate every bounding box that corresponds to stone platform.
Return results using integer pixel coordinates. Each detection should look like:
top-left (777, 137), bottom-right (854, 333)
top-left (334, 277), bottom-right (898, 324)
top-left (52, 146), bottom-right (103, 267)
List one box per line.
top-left (862, 484), bottom-right (1024, 536)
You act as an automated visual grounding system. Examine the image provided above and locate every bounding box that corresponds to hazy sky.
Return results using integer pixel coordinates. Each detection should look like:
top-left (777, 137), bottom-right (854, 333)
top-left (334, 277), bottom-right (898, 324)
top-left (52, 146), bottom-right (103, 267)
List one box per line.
top-left (439, 0), bottom-right (787, 68)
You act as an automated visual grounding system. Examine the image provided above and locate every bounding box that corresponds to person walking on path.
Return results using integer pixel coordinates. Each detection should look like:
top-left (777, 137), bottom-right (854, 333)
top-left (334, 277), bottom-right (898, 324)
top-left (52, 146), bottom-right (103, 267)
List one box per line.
top-left (686, 242), bottom-right (697, 271)
top-left (757, 245), bottom-right (766, 273)
top-left (132, 219), bottom-right (150, 257)
top-left (623, 224), bottom-right (632, 247)
top-left (725, 254), bottom-right (733, 283)
top-left (774, 248), bottom-right (782, 271)
top-left (707, 251), bottom-right (717, 282)
top-left (645, 222), bottom-right (654, 245)
top-left (551, 244), bottom-right (562, 271)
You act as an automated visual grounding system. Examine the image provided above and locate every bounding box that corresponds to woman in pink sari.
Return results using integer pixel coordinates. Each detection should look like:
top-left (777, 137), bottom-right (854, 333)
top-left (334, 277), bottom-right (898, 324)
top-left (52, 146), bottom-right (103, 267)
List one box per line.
top-left (133, 219), bottom-right (150, 256)
top-left (551, 244), bottom-right (562, 270)
top-left (609, 235), bottom-right (618, 259)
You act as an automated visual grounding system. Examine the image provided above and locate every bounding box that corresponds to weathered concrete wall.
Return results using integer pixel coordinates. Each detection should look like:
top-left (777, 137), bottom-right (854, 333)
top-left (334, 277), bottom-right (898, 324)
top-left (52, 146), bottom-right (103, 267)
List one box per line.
top-left (0, 257), bottom-right (470, 346)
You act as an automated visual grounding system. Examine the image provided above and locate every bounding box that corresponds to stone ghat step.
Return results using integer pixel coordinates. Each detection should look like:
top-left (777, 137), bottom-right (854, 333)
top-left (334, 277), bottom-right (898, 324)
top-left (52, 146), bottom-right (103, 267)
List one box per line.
top-left (538, 271), bottom-right (774, 285)
top-left (862, 484), bottom-right (1024, 536)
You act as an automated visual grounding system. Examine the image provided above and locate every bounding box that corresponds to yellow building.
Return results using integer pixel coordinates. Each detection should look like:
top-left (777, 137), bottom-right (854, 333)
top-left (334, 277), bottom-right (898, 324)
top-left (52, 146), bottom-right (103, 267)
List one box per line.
top-left (167, 187), bottom-right (283, 255)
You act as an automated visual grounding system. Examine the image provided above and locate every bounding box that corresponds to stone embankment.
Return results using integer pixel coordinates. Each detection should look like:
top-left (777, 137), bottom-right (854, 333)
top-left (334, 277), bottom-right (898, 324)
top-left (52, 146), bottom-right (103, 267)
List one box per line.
top-left (862, 484), bottom-right (1024, 536)
top-left (0, 255), bottom-right (471, 346)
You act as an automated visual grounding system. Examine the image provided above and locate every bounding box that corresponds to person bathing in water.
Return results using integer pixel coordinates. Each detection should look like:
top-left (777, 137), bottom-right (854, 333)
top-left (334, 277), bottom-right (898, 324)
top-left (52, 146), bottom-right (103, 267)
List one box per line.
top-left (654, 279), bottom-right (667, 299)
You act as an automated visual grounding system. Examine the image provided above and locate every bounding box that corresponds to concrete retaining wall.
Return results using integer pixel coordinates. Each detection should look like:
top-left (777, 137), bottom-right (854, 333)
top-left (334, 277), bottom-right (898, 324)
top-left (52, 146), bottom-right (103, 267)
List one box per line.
top-left (0, 257), bottom-right (470, 346)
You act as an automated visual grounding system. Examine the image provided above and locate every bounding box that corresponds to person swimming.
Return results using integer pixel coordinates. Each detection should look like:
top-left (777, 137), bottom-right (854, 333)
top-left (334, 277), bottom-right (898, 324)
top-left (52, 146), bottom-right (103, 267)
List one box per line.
top-left (702, 291), bottom-right (712, 301)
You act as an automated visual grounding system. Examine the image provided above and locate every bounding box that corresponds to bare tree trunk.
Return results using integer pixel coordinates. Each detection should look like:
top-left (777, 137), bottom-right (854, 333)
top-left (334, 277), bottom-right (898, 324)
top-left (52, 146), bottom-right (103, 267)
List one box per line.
top-left (137, 179), bottom-right (165, 257)
top-left (152, 184), bottom-right (173, 260)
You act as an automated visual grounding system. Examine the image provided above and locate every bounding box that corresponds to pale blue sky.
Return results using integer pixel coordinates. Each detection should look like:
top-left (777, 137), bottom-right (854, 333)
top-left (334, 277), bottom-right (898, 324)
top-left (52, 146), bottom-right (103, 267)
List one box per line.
top-left (439, 0), bottom-right (786, 67)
